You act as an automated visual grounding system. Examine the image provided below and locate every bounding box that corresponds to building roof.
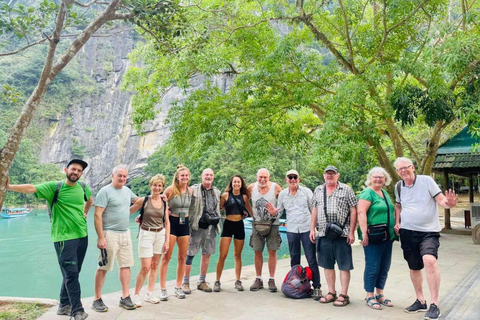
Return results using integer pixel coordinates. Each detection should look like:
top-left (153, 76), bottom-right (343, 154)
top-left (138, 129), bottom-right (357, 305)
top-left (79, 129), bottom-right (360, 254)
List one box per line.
top-left (433, 126), bottom-right (480, 176)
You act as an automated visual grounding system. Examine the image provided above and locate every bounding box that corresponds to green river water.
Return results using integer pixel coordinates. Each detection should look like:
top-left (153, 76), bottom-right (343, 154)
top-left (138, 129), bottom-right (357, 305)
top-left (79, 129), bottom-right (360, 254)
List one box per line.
top-left (0, 209), bottom-right (289, 300)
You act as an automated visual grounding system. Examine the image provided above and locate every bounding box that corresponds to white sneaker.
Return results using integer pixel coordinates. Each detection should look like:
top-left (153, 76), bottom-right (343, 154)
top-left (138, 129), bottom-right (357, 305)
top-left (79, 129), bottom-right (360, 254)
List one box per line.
top-left (160, 288), bottom-right (168, 301)
top-left (144, 292), bottom-right (160, 304)
top-left (132, 294), bottom-right (142, 308)
top-left (174, 287), bottom-right (186, 299)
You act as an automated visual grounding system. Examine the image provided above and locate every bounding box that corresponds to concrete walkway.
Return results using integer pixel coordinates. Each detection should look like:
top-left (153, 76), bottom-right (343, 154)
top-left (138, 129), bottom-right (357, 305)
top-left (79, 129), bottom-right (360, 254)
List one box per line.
top-left (38, 233), bottom-right (480, 320)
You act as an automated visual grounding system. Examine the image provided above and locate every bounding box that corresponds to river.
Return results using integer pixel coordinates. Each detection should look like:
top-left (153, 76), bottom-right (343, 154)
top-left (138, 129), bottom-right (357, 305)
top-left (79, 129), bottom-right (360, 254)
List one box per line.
top-left (0, 209), bottom-right (290, 300)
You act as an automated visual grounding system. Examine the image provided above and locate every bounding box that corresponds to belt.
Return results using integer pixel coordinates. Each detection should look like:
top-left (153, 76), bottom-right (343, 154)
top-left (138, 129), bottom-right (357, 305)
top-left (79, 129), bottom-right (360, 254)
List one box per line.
top-left (140, 226), bottom-right (164, 232)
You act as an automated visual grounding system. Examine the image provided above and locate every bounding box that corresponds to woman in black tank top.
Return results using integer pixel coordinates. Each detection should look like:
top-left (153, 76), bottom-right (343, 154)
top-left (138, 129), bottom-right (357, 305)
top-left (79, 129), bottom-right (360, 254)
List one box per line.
top-left (213, 175), bottom-right (253, 292)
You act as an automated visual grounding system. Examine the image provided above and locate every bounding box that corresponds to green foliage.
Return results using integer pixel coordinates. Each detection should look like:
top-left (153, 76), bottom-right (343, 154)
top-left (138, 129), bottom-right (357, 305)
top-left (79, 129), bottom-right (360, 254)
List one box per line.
top-left (124, 0), bottom-right (480, 177)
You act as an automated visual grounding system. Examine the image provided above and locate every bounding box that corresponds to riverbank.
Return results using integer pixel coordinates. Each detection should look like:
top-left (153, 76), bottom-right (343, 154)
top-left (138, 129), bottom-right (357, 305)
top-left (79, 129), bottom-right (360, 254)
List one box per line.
top-left (33, 232), bottom-right (480, 320)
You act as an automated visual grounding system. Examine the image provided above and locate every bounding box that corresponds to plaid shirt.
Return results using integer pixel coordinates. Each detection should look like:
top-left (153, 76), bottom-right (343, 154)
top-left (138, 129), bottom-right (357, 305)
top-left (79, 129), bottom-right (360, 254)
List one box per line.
top-left (312, 182), bottom-right (357, 237)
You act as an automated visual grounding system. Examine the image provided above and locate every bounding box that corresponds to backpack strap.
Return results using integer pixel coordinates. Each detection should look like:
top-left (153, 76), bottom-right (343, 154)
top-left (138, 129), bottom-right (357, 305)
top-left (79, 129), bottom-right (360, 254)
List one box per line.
top-left (77, 180), bottom-right (88, 202)
top-left (395, 181), bottom-right (402, 203)
top-left (163, 199), bottom-right (167, 223)
top-left (136, 195), bottom-right (149, 238)
top-left (48, 181), bottom-right (63, 221)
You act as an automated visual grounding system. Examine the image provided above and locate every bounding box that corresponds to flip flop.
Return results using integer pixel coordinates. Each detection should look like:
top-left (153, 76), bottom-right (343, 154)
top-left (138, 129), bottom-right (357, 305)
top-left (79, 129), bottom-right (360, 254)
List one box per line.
top-left (375, 294), bottom-right (393, 307)
top-left (366, 296), bottom-right (382, 310)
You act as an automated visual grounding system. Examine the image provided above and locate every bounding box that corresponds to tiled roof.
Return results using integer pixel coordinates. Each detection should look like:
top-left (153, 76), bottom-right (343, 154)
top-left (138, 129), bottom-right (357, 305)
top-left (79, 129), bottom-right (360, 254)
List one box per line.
top-left (433, 153), bottom-right (480, 169)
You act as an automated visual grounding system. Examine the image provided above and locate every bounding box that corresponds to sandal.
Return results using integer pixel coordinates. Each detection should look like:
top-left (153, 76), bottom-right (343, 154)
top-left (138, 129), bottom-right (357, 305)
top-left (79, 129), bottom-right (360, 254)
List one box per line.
top-left (333, 294), bottom-right (350, 307)
top-left (366, 296), bottom-right (382, 310)
top-left (375, 294), bottom-right (393, 307)
top-left (319, 292), bottom-right (337, 304)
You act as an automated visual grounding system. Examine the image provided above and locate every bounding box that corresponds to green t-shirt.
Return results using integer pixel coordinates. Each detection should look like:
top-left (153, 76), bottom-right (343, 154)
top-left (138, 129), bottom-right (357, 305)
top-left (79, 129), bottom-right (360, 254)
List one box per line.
top-left (357, 188), bottom-right (398, 241)
top-left (35, 181), bottom-right (92, 242)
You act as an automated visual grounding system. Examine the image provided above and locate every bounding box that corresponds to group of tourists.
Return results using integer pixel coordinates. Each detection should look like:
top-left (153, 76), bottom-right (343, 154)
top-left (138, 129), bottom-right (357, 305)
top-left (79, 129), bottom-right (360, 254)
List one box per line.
top-left (5, 156), bottom-right (457, 320)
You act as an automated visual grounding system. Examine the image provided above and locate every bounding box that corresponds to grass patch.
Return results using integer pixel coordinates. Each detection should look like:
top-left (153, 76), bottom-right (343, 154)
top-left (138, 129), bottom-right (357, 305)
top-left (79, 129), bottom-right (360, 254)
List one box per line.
top-left (0, 301), bottom-right (50, 320)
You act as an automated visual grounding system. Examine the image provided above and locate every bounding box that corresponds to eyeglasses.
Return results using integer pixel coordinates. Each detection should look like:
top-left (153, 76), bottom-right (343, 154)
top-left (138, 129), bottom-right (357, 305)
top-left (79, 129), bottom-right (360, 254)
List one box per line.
top-left (287, 175), bottom-right (298, 180)
top-left (324, 172), bottom-right (337, 176)
top-left (372, 176), bottom-right (385, 180)
top-left (396, 165), bottom-right (412, 172)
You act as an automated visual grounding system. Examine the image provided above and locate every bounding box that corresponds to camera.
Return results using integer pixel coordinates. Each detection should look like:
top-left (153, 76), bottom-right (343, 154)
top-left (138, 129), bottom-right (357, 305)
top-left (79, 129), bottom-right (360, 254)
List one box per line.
top-left (98, 249), bottom-right (108, 267)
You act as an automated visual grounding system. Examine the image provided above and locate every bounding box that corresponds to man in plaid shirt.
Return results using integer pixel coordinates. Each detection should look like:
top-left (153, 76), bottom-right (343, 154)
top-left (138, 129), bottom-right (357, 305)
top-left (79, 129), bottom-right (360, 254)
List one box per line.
top-left (309, 165), bottom-right (357, 307)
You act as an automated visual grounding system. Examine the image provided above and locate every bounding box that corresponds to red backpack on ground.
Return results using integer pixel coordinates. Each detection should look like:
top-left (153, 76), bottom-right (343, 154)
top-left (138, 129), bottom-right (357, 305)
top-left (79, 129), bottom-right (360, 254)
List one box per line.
top-left (281, 264), bottom-right (313, 299)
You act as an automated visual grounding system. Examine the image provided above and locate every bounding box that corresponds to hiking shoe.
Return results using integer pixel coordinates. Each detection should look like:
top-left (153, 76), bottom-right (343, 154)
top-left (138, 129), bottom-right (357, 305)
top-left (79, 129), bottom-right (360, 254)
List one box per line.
top-left (160, 288), bottom-right (168, 301)
top-left (235, 280), bottom-right (244, 291)
top-left (57, 304), bottom-right (71, 316)
top-left (132, 294), bottom-right (141, 308)
top-left (144, 292), bottom-right (160, 304)
top-left (250, 278), bottom-right (263, 291)
top-left (197, 281), bottom-right (213, 292)
top-left (313, 287), bottom-right (322, 301)
top-left (425, 303), bottom-right (441, 319)
top-left (405, 299), bottom-right (428, 313)
top-left (119, 295), bottom-right (137, 310)
top-left (174, 287), bottom-right (186, 299)
top-left (213, 281), bottom-right (221, 292)
top-left (181, 282), bottom-right (191, 294)
top-left (92, 298), bottom-right (108, 312)
top-left (268, 278), bottom-right (277, 292)
top-left (72, 311), bottom-right (89, 320)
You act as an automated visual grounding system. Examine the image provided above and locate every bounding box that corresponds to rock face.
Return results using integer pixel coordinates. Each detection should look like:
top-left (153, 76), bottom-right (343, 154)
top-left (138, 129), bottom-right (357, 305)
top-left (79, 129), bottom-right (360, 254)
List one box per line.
top-left (39, 29), bottom-right (233, 191)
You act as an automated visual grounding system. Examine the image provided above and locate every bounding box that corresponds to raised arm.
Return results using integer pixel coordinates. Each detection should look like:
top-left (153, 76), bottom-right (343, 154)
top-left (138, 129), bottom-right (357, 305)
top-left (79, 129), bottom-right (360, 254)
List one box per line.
top-left (6, 177), bottom-right (37, 194)
top-left (130, 197), bottom-right (145, 215)
top-left (435, 189), bottom-right (458, 209)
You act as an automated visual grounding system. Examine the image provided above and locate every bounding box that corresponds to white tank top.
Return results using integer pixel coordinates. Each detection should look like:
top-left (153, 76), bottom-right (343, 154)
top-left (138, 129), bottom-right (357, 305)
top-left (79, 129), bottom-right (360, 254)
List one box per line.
top-left (251, 182), bottom-right (279, 224)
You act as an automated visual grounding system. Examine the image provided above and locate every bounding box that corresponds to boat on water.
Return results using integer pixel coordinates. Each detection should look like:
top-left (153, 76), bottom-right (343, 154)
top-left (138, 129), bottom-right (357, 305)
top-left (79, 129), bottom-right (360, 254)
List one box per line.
top-left (1, 207), bottom-right (32, 219)
top-left (243, 217), bottom-right (287, 233)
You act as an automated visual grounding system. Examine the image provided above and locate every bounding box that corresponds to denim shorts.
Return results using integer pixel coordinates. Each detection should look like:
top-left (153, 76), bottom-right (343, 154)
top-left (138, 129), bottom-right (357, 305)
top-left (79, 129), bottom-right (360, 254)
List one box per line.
top-left (317, 236), bottom-right (353, 271)
top-left (399, 229), bottom-right (440, 270)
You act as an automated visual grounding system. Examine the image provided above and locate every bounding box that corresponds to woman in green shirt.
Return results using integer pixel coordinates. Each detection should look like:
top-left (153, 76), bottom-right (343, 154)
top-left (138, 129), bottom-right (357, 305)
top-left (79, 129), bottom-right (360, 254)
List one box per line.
top-left (357, 167), bottom-right (398, 310)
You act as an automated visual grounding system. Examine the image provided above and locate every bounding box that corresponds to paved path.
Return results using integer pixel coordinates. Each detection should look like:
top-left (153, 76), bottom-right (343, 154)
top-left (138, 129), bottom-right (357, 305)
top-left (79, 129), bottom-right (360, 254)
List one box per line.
top-left (38, 233), bottom-right (480, 320)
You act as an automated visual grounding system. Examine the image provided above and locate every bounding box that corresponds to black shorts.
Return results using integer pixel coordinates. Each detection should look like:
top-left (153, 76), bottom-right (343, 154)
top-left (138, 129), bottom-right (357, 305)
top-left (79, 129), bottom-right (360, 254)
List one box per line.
top-left (221, 219), bottom-right (245, 240)
top-left (169, 216), bottom-right (190, 237)
top-left (399, 229), bottom-right (440, 270)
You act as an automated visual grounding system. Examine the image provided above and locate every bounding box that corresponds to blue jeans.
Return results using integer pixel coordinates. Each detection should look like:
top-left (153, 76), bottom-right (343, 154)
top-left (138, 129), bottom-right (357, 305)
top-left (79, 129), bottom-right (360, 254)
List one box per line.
top-left (54, 236), bottom-right (88, 315)
top-left (287, 231), bottom-right (321, 288)
top-left (363, 239), bottom-right (393, 293)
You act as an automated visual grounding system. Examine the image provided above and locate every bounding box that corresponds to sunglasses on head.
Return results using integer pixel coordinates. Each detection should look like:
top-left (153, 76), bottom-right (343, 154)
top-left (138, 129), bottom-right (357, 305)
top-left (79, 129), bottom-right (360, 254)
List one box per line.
top-left (287, 175), bottom-right (298, 180)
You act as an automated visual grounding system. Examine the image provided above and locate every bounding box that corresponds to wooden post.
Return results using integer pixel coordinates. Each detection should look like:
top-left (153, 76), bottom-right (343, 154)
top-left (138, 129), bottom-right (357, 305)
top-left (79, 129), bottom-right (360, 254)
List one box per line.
top-left (469, 173), bottom-right (474, 204)
top-left (444, 171), bottom-right (451, 229)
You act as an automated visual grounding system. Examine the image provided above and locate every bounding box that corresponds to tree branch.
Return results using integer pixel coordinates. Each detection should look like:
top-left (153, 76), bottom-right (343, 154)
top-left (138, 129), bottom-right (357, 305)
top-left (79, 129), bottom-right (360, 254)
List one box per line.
top-left (0, 36), bottom-right (49, 57)
top-left (450, 58), bottom-right (480, 90)
top-left (338, 0), bottom-right (357, 74)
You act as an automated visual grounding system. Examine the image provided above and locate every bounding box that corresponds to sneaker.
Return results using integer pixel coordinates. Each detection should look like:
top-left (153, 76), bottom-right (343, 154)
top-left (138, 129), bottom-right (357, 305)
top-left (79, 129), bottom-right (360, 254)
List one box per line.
top-left (174, 287), bottom-right (186, 299)
top-left (235, 280), bottom-right (244, 291)
top-left (197, 281), bottom-right (213, 292)
top-left (250, 278), bottom-right (264, 291)
top-left (72, 311), bottom-right (89, 320)
top-left (92, 298), bottom-right (108, 312)
top-left (405, 299), bottom-right (428, 313)
top-left (119, 295), bottom-right (137, 310)
top-left (268, 278), bottom-right (277, 292)
top-left (181, 282), bottom-right (191, 294)
top-left (213, 281), bottom-right (221, 292)
top-left (313, 287), bottom-right (322, 301)
top-left (144, 292), bottom-right (160, 304)
top-left (57, 304), bottom-right (71, 316)
top-left (160, 288), bottom-right (168, 301)
top-left (132, 294), bottom-right (142, 308)
top-left (425, 303), bottom-right (441, 319)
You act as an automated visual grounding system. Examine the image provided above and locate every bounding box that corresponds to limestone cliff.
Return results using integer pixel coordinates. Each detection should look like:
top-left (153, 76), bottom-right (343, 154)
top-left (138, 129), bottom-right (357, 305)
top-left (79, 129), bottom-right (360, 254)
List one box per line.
top-left (38, 29), bottom-right (233, 191)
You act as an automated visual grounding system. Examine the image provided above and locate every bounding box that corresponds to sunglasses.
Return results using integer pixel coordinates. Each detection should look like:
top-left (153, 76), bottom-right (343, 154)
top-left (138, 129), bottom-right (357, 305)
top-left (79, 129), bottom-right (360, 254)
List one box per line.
top-left (287, 175), bottom-right (298, 180)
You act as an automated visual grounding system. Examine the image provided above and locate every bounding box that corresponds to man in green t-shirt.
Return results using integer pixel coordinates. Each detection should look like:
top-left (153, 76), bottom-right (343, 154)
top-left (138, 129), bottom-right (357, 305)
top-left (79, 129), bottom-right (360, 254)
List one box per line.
top-left (6, 159), bottom-right (92, 320)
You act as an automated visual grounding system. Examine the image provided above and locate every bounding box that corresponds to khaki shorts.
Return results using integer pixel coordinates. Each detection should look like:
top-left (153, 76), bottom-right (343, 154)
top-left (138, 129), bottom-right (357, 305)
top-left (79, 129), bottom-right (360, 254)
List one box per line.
top-left (138, 228), bottom-right (166, 258)
top-left (98, 229), bottom-right (134, 271)
top-left (250, 225), bottom-right (282, 251)
top-left (187, 225), bottom-right (217, 256)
